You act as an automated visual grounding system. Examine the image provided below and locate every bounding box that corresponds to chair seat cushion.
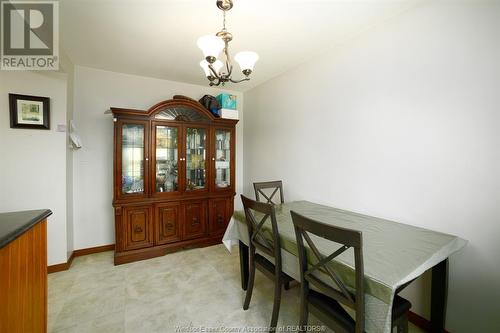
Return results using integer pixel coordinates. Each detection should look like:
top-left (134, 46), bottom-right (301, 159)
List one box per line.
top-left (392, 295), bottom-right (412, 320)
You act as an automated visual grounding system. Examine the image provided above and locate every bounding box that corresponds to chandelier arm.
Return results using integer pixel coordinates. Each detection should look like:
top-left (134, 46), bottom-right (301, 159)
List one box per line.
top-left (208, 63), bottom-right (221, 79)
top-left (229, 77), bottom-right (250, 84)
top-left (211, 76), bottom-right (222, 86)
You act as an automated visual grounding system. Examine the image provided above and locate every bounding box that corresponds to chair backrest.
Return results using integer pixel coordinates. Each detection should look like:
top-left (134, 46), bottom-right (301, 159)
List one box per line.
top-left (290, 210), bottom-right (365, 333)
top-left (241, 195), bottom-right (282, 263)
top-left (253, 180), bottom-right (284, 205)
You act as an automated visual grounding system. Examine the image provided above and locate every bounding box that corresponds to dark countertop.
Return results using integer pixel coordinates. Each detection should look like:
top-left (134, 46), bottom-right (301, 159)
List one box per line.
top-left (0, 209), bottom-right (52, 249)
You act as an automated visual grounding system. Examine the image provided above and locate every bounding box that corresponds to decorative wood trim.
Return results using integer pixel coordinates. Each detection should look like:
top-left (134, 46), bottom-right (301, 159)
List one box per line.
top-left (47, 260), bottom-right (70, 273)
top-left (47, 244), bottom-right (114, 274)
top-left (72, 244), bottom-right (115, 257)
top-left (408, 311), bottom-right (451, 333)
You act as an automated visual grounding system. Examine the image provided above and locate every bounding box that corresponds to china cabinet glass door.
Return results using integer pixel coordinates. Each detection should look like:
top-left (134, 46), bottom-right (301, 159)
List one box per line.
top-left (155, 125), bottom-right (179, 193)
top-left (214, 129), bottom-right (231, 189)
top-left (185, 127), bottom-right (207, 191)
top-left (121, 123), bottom-right (145, 195)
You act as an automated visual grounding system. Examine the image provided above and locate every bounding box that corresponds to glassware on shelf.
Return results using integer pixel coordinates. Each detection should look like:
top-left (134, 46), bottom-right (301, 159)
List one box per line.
top-left (186, 128), bottom-right (206, 191)
top-left (215, 129), bottom-right (231, 188)
top-left (156, 126), bottom-right (178, 193)
top-left (122, 124), bottom-right (145, 194)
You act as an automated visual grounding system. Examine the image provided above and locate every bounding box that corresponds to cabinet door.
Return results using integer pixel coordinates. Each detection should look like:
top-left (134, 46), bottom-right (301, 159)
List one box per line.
top-left (209, 198), bottom-right (233, 235)
top-left (122, 206), bottom-right (153, 251)
top-left (184, 126), bottom-right (209, 193)
top-left (116, 120), bottom-right (149, 199)
top-left (152, 123), bottom-right (181, 197)
top-left (184, 200), bottom-right (207, 240)
top-left (212, 128), bottom-right (234, 192)
top-left (155, 202), bottom-right (182, 245)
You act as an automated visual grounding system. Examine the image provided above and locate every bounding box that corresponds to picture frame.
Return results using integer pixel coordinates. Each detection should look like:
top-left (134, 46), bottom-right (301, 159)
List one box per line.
top-left (9, 94), bottom-right (50, 130)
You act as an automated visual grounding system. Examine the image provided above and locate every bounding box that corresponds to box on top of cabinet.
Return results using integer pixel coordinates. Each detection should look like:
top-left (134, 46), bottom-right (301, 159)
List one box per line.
top-left (216, 93), bottom-right (237, 110)
top-left (220, 109), bottom-right (238, 120)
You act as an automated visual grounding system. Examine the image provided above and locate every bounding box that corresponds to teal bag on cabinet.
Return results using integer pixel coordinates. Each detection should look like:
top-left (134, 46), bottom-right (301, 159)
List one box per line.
top-left (216, 93), bottom-right (237, 110)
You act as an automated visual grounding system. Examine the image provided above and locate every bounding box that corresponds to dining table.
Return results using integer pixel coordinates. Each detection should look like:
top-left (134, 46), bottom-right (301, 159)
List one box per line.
top-left (222, 200), bottom-right (466, 333)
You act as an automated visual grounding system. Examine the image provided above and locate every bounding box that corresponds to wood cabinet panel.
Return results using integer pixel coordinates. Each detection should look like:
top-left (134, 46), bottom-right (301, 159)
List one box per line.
top-left (122, 206), bottom-right (153, 250)
top-left (184, 200), bottom-right (207, 240)
top-left (155, 202), bottom-right (182, 244)
top-left (0, 221), bottom-right (47, 333)
top-left (209, 197), bottom-right (233, 235)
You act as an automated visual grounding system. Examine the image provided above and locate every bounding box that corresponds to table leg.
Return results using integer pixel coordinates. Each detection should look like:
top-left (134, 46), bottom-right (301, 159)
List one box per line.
top-left (430, 259), bottom-right (448, 332)
top-left (239, 240), bottom-right (249, 291)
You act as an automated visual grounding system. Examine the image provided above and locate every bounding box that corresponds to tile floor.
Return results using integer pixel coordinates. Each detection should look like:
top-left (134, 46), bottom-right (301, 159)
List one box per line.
top-left (48, 244), bottom-right (425, 333)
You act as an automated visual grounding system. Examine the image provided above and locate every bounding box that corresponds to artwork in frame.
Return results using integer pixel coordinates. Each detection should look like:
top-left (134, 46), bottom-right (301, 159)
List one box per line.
top-left (9, 94), bottom-right (50, 130)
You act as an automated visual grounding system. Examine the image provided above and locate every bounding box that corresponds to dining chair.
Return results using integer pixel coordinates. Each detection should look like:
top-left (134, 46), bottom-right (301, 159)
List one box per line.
top-left (253, 180), bottom-right (284, 205)
top-left (290, 210), bottom-right (411, 333)
top-left (241, 195), bottom-right (294, 331)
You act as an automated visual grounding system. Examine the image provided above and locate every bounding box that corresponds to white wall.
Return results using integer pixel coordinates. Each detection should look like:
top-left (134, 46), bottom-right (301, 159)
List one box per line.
top-left (0, 71), bottom-right (69, 265)
top-left (243, 1), bottom-right (500, 332)
top-left (72, 66), bottom-right (244, 250)
top-left (61, 51), bottom-right (76, 260)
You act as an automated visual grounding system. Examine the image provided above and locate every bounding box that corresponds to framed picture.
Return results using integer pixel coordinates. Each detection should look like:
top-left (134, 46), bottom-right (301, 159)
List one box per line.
top-left (9, 94), bottom-right (50, 130)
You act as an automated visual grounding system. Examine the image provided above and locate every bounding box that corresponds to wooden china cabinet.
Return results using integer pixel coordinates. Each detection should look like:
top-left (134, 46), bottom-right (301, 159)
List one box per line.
top-left (111, 96), bottom-right (237, 265)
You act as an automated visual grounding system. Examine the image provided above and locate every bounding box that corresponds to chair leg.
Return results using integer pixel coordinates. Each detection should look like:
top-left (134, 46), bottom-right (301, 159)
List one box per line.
top-left (270, 273), bottom-right (282, 331)
top-left (243, 249), bottom-right (256, 310)
top-left (299, 286), bottom-right (308, 328)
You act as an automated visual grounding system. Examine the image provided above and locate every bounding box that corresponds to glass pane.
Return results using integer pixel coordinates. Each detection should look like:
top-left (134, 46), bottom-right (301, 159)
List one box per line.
top-left (186, 128), bottom-right (206, 191)
top-left (122, 124), bottom-right (144, 194)
top-left (215, 129), bottom-right (231, 188)
top-left (156, 126), bottom-right (178, 193)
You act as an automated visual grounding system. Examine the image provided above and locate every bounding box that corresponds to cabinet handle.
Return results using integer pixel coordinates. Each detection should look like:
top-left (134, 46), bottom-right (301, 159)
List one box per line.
top-left (192, 217), bottom-right (199, 225)
top-left (134, 226), bottom-right (143, 234)
top-left (166, 222), bottom-right (174, 229)
top-left (217, 214), bottom-right (223, 224)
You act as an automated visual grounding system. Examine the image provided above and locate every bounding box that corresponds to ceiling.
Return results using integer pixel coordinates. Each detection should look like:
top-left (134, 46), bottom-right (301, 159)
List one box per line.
top-left (60, 0), bottom-right (420, 91)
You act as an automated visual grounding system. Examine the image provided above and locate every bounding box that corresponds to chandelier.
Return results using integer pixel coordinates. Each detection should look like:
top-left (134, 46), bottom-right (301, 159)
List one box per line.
top-left (197, 0), bottom-right (259, 86)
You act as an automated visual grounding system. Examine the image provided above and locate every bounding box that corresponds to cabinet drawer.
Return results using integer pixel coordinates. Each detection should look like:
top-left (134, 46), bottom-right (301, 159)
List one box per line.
top-left (122, 205), bottom-right (153, 251)
top-left (155, 202), bottom-right (182, 245)
top-left (209, 197), bottom-right (233, 235)
top-left (184, 200), bottom-right (207, 240)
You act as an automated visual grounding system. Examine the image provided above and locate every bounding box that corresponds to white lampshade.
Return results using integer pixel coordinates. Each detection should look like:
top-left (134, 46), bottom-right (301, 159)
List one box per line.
top-left (199, 60), bottom-right (211, 77)
top-left (197, 35), bottom-right (225, 60)
top-left (200, 60), bottom-right (224, 77)
top-left (212, 60), bottom-right (224, 74)
top-left (234, 51), bottom-right (259, 71)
